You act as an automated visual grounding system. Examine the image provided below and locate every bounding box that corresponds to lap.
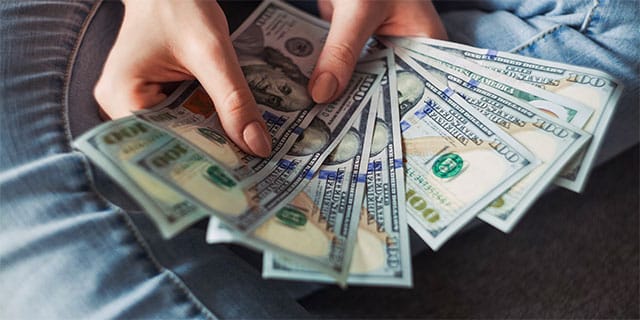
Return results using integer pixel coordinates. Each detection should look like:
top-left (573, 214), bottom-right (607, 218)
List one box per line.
top-left (1, 0), bottom-right (636, 317)
top-left (0, 1), bottom-right (309, 318)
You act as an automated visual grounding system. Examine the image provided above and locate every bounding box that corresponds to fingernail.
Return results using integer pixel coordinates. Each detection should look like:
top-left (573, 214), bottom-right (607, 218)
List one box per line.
top-left (311, 72), bottom-right (338, 103)
top-left (243, 121), bottom-right (272, 157)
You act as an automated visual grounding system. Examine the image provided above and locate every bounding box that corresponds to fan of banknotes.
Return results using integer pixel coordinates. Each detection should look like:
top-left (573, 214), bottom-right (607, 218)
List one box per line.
top-left (74, 0), bottom-right (622, 288)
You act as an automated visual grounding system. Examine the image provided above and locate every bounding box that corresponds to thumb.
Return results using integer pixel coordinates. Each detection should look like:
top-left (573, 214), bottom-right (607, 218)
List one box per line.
top-left (187, 38), bottom-right (272, 158)
top-left (309, 6), bottom-right (383, 103)
top-left (95, 75), bottom-right (167, 120)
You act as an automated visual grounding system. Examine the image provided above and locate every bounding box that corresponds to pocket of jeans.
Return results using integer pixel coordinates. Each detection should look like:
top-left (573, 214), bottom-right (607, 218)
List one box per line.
top-left (80, 155), bottom-right (146, 214)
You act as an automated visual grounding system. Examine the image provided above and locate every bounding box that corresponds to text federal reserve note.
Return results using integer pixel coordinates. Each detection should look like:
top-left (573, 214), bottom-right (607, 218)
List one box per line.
top-left (392, 51), bottom-right (537, 250)
top-left (413, 38), bottom-right (623, 192)
top-left (387, 38), bottom-right (594, 129)
top-left (263, 50), bottom-right (413, 287)
top-left (401, 47), bottom-right (591, 232)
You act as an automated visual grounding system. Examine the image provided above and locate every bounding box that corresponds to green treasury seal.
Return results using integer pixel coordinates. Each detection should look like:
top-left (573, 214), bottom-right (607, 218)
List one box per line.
top-left (432, 153), bottom-right (464, 179)
top-left (205, 165), bottom-right (236, 189)
top-left (276, 207), bottom-right (307, 228)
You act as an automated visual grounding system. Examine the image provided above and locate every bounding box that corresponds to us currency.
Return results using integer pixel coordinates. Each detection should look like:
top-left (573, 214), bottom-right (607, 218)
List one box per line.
top-left (263, 50), bottom-right (413, 287)
top-left (386, 37), bottom-right (594, 130)
top-left (412, 38), bottom-right (623, 193)
top-left (73, 118), bottom-right (207, 238)
top-left (392, 51), bottom-right (537, 250)
top-left (134, 0), bottom-right (383, 234)
top-left (398, 47), bottom-right (591, 232)
top-left (209, 101), bottom-right (376, 285)
top-left (133, 65), bottom-right (380, 234)
top-left (135, 0), bottom-right (334, 184)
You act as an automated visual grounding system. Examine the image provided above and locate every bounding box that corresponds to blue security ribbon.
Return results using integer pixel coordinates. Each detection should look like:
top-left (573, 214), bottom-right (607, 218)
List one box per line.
top-left (443, 87), bottom-right (455, 98)
top-left (318, 170), bottom-right (335, 180)
top-left (467, 78), bottom-right (479, 89)
top-left (400, 120), bottom-right (411, 132)
top-left (368, 160), bottom-right (382, 172)
top-left (278, 159), bottom-right (295, 170)
top-left (304, 169), bottom-right (314, 180)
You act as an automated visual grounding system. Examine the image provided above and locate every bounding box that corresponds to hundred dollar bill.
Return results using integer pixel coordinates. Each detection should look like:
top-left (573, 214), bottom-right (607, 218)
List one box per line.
top-left (412, 38), bottom-right (623, 192)
top-left (136, 0), bottom-right (335, 184)
top-left (391, 51), bottom-right (537, 250)
top-left (400, 47), bottom-right (591, 232)
top-left (73, 118), bottom-right (207, 238)
top-left (134, 0), bottom-right (384, 234)
top-left (263, 50), bottom-right (413, 287)
top-left (386, 37), bottom-right (594, 129)
top-left (133, 62), bottom-right (380, 234)
top-left (209, 101), bottom-right (376, 285)
top-left (204, 216), bottom-right (234, 243)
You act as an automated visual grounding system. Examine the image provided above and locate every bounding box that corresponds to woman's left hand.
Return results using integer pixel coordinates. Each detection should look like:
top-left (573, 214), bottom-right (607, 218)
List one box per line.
top-left (309, 0), bottom-right (447, 103)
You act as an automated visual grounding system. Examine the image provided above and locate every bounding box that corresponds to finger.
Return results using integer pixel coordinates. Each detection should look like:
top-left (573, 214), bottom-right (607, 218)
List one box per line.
top-left (378, 1), bottom-right (448, 40)
top-left (95, 75), bottom-right (167, 120)
top-left (308, 4), bottom-right (384, 103)
top-left (95, 26), bottom-right (188, 121)
top-left (317, 0), bottom-right (334, 21)
top-left (185, 34), bottom-right (272, 158)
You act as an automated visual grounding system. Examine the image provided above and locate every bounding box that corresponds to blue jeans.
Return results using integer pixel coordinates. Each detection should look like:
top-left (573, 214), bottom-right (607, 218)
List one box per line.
top-left (1, 0), bottom-right (637, 318)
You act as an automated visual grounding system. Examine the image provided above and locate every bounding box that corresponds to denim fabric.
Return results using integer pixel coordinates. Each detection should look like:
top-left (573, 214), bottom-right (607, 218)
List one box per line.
top-left (1, 0), bottom-right (637, 318)
top-left (0, 1), bottom-right (310, 318)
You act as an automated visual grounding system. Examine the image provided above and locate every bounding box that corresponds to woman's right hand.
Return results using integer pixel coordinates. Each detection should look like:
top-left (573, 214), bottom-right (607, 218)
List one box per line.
top-left (94, 0), bottom-right (272, 157)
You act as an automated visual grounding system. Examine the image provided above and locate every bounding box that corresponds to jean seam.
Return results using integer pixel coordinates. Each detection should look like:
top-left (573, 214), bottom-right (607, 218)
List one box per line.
top-left (75, 151), bottom-right (217, 320)
top-left (579, 0), bottom-right (600, 33)
top-left (509, 24), bottom-right (563, 54)
top-left (61, 2), bottom-right (217, 319)
top-left (61, 0), bottom-right (100, 151)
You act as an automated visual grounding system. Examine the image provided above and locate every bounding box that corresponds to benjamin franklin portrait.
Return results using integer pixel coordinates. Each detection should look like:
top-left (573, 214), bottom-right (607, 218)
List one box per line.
top-left (288, 118), bottom-right (331, 156)
top-left (370, 119), bottom-right (391, 156)
top-left (325, 129), bottom-right (361, 165)
top-left (235, 25), bottom-right (313, 112)
top-left (397, 70), bottom-right (424, 117)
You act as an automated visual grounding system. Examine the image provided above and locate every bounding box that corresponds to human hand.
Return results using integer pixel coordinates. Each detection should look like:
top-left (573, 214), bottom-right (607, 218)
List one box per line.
top-left (309, 0), bottom-right (447, 103)
top-left (94, 0), bottom-right (272, 157)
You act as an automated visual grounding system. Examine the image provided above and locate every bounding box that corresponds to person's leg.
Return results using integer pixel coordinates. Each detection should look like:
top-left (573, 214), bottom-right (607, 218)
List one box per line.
top-left (435, 0), bottom-right (639, 164)
top-left (0, 1), bottom-right (311, 317)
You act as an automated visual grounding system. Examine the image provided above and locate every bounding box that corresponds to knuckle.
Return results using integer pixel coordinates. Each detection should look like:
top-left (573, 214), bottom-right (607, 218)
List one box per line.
top-left (323, 43), bottom-right (357, 70)
top-left (94, 78), bottom-right (121, 119)
top-left (93, 78), bottom-right (111, 105)
top-left (221, 87), bottom-right (257, 120)
top-left (197, 36), bottom-right (223, 54)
